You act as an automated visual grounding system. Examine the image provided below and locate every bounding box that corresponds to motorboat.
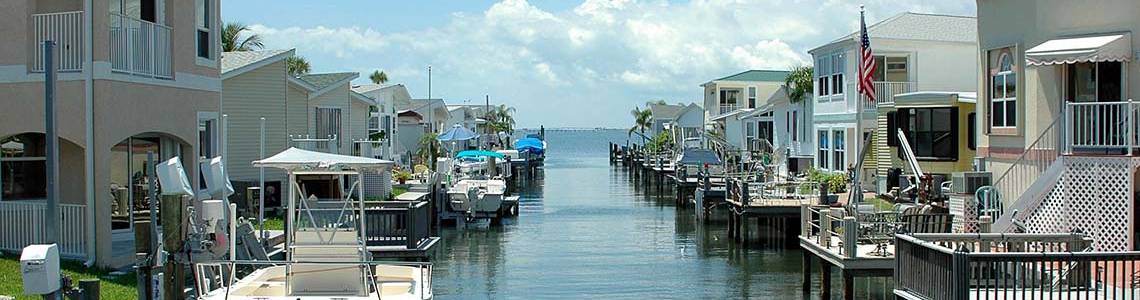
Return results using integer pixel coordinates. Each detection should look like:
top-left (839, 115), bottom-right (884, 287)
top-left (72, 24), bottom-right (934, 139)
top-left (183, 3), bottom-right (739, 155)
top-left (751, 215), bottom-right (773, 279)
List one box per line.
top-left (196, 148), bottom-right (433, 300)
top-left (444, 150), bottom-right (512, 218)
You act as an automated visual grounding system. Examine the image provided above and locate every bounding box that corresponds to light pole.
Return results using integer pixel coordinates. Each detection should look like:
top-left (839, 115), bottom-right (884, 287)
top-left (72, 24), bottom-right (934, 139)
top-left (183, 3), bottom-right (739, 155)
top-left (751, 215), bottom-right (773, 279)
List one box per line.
top-left (427, 65), bottom-right (433, 133)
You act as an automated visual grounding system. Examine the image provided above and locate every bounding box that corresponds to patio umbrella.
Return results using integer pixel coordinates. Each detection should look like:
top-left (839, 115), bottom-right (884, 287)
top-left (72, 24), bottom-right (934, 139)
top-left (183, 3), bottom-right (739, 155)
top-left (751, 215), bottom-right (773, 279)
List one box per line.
top-left (437, 124), bottom-right (479, 141)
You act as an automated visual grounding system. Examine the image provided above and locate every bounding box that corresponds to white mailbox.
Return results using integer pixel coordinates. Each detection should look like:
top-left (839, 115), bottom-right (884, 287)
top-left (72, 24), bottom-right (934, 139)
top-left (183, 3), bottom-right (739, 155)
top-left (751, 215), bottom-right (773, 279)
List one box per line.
top-left (20, 244), bottom-right (60, 295)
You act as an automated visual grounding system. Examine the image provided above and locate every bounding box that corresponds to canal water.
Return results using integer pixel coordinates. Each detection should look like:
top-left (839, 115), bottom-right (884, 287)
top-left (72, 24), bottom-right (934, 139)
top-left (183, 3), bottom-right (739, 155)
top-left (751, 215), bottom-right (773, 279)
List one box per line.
top-left (430, 129), bottom-right (890, 299)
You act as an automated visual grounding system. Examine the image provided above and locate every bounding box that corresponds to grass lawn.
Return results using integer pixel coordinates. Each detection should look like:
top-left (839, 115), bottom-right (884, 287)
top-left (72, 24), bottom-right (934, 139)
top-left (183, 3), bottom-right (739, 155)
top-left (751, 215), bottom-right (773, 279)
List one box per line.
top-left (0, 254), bottom-right (137, 299)
top-left (865, 196), bottom-right (897, 211)
top-left (391, 186), bottom-right (409, 198)
top-left (252, 216), bottom-right (285, 231)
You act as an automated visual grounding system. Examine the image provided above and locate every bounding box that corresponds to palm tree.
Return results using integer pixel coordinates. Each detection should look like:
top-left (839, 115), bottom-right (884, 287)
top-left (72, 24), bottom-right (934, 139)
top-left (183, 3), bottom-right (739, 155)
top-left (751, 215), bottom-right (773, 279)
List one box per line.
top-left (222, 22), bottom-right (264, 52)
top-left (369, 70), bottom-right (389, 84)
top-left (784, 65), bottom-right (814, 103)
top-left (286, 55), bottom-right (310, 76)
top-left (491, 104), bottom-right (516, 134)
top-left (628, 106), bottom-right (653, 143)
top-left (416, 132), bottom-right (442, 169)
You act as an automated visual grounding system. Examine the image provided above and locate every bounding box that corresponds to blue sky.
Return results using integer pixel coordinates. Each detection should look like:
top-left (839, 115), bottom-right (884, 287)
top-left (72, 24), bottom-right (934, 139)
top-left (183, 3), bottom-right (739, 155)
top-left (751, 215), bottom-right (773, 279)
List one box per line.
top-left (223, 0), bottom-right (975, 128)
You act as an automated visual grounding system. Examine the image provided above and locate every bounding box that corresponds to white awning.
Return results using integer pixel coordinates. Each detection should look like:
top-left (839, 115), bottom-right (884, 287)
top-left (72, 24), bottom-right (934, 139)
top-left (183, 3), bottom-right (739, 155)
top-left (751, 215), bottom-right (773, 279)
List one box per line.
top-left (252, 147), bottom-right (393, 171)
top-left (1025, 33), bottom-right (1132, 66)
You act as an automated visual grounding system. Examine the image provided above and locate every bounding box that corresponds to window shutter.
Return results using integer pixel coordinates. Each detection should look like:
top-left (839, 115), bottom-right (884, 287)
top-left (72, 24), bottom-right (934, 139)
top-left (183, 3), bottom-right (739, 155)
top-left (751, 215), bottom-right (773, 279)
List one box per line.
top-left (950, 107), bottom-right (960, 159)
top-left (967, 112), bottom-right (977, 150)
top-left (886, 111), bottom-right (898, 147)
top-left (895, 109), bottom-right (910, 160)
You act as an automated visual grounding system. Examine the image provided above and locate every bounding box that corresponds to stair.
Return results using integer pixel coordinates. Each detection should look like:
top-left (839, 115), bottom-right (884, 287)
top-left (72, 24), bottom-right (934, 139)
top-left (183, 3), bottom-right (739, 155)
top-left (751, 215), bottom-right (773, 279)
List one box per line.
top-left (992, 158), bottom-right (1064, 233)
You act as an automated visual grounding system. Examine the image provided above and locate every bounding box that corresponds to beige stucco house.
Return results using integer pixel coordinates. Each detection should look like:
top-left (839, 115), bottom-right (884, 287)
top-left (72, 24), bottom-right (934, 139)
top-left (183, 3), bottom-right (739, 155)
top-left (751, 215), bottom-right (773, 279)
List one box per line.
top-left (0, 0), bottom-right (222, 267)
top-left (976, 0), bottom-right (1140, 251)
top-left (220, 49), bottom-right (293, 209)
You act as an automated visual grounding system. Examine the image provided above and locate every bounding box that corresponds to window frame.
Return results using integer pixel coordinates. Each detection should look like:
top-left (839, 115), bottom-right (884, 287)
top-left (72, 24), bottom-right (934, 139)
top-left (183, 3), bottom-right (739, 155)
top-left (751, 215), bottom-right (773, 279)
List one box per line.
top-left (1, 134), bottom-right (48, 202)
top-left (898, 107), bottom-right (959, 161)
top-left (195, 0), bottom-right (214, 62)
top-left (747, 86), bottom-right (757, 108)
top-left (832, 129), bottom-right (845, 171)
top-left (817, 130), bottom-right (830, 170)
top-left (987, 47), bottom-right (1018, 131)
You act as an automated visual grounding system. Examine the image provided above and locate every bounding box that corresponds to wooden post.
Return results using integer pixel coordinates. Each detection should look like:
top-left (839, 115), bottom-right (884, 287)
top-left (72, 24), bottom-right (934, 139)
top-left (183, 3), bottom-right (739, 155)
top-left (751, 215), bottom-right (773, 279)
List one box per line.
top-left (801, 204), bottom-right (810, 237)
top-left (842, 217), bottom-right (857, 258)
top-left (820, 262), bottom-right (832, 299)
top-left (820, 208), bottom-right (832, 246)
top-left (161, 195), bottom-right (187, 300)
top-left (801, 251), bottom-right (812, 297)
top-left (841, 269), bottom-right (854, 300)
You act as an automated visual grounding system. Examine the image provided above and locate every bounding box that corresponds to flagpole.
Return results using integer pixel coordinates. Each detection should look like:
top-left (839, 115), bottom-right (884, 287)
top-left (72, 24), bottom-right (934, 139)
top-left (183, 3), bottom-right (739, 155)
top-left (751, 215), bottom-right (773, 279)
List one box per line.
top-left (852, 4), bottom-right (865, 209)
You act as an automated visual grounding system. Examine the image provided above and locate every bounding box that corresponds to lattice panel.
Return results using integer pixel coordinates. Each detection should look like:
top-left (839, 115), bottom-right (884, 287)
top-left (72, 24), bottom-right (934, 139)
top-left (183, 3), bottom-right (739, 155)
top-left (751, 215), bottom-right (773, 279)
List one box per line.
top-left (1020, 157), bottom-right (1139, 251)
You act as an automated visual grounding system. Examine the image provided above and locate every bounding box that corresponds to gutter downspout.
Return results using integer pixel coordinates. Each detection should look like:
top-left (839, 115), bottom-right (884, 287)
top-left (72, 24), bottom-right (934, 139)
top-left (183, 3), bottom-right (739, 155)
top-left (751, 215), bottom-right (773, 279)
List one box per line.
top-left (83, 0), bottom-right (96, 267)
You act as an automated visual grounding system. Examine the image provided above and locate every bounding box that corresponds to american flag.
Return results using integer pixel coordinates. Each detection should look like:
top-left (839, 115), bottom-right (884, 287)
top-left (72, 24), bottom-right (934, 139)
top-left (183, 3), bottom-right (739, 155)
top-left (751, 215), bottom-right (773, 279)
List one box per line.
top-left (858, 8), bottom-right (876, 101)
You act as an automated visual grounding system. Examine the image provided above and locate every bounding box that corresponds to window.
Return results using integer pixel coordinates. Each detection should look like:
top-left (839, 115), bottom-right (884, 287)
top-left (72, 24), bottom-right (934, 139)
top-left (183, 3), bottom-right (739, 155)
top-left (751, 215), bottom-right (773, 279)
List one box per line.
top-left (967, 113), bottom-right (976, 150)
top-left (315, 108), bottom-right (343, 140)
top-left (833, 129), bottom-right (845, 171)
top-left (748, 87), bottom-right (757, 108)
top-left (791, 111), bottom-right (798, 142)
top-left (719, 89), bottom-right (741, 113)
top-left (198, 118), bottom-right (218, 189)
top-left (988, 49), bottom-right (1017, 128)
top-left (196, 0), bottom-right (212, 59)
top-left (1, 134), bottom-right (46, 201)
top-left (1066, 61), bottom-right (1123, 103)
top-left (816, 53), bottom-right (845, 99)
top-left (818, 130), bottom-right (829, 169)
top-left (899, 107), bottom-right (958, 160)
top-left (745, 121), bottom-right (756, 140)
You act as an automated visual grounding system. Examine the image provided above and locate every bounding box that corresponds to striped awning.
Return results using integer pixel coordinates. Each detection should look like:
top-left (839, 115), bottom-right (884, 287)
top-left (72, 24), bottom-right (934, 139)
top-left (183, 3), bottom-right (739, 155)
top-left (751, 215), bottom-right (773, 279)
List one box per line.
top-left (1026, 33), bottom-right (1132, 66)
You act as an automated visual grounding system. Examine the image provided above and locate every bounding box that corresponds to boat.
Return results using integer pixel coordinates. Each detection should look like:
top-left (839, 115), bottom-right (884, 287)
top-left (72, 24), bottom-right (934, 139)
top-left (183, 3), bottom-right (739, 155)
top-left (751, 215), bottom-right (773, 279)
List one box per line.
top-left (514, 137), bottom-right (546, 157)
top-left (196, 148), bottom-right (433, 300)
top-left (445, 150), bottom-right (513, 219)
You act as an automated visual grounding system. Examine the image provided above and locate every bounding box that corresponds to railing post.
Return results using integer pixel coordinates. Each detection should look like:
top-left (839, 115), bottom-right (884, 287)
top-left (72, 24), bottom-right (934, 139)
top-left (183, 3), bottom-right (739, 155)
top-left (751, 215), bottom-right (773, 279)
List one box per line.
top-left (950, 250), bottom-right (969, 300)
top-left (842, 216), bottom-right (856, 257)
top-left (978, 216), bottom-right (992, 251)
top-left (801, 204), bottom-right (810, 237)
top-left (819, 208), bottom-right (831, 246)
top-left (1128, 99), bottom-right (1134, 153)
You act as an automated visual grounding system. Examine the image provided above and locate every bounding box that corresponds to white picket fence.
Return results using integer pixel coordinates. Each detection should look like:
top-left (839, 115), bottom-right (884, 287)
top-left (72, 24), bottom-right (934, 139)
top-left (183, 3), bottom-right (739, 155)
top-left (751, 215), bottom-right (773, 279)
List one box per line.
top-left (0, 202), bottom-right (87, 258)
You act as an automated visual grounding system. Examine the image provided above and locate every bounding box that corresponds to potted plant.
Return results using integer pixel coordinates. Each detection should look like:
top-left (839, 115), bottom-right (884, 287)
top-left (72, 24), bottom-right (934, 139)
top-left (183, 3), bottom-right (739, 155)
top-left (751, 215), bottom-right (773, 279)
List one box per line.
top-left (394, 170), bottom-right (413, 185)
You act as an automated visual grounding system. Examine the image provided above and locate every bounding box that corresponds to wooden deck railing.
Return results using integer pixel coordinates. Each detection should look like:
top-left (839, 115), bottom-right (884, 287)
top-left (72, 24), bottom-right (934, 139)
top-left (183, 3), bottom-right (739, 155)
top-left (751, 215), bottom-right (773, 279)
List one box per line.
top-left (363, 201), bottom-right (431, 249)
top-left (893, 233), bottom-right (1140, 300)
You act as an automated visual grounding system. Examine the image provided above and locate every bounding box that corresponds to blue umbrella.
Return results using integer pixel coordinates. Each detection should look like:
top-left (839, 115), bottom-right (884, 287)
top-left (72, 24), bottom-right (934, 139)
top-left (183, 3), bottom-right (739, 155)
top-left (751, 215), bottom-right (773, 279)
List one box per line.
top-left (437, 124), bottom-right (479, 141)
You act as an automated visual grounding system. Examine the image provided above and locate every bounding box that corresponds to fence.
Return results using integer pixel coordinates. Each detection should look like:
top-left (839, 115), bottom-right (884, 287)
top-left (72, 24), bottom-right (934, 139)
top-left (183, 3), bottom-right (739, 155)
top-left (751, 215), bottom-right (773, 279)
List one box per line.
top-left (363, 201), bottom-right (431, 249)
top-left (109, 12), bottom-right (172, 78)
top-left (0, 202), bottom-right (87, 258)
top-left (853, 81), bottom-right (916, 111)
top-left (893, 233), bottom-right (1140, 300)
top-left (1065, 100), bottom-right (1140, 151)
top-left (31, 11), bottom-right (85, 72)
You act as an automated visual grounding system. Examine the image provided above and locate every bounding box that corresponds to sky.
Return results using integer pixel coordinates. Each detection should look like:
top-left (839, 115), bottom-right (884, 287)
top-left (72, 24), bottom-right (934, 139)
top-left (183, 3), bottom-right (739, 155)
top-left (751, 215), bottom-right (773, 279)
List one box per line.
top-left (222, 0), bottom-right (975, 129)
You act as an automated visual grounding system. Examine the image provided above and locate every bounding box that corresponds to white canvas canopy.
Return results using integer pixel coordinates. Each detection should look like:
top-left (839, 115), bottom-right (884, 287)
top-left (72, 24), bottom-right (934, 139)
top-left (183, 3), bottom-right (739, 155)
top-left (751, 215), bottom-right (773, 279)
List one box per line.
top-left (252, 147), bottom-right (392, 171)
top-left (1026, 33), bottom-right (1132, 66)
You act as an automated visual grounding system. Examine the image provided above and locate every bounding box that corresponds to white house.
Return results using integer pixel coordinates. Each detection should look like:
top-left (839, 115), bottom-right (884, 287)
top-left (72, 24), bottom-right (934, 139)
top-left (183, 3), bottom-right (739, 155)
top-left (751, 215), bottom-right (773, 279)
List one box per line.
top-left (701, 70), bottom-right (790, 152)
top-left (352, 83), bottom-right (411, 161)
top-left (739, 85), bottom-right (814, 177)
top-left (395, 98), bottom-right (448, 162)
top-left (808, 12), bottom-right (977, 181)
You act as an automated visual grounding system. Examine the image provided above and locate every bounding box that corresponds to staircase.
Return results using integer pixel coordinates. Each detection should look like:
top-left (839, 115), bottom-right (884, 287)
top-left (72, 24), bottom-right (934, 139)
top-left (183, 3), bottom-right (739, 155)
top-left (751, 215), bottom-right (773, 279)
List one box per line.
top-left (987, 117), bottom-right (1062, 232)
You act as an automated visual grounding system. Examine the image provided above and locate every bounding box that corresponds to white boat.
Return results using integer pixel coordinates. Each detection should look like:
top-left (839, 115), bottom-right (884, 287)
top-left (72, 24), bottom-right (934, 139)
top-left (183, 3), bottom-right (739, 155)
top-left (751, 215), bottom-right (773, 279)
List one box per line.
top-left (447, 179), bottom-right (507, 215)
top-left (196, 148), bottom-right (432, 300)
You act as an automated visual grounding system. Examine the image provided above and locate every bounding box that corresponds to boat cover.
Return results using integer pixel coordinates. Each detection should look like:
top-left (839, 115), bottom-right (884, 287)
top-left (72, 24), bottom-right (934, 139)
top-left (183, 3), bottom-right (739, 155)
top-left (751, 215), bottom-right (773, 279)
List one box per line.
top-left (514, 137), bottom-right (545, 155)
top-left (252, 147), bottom-right (392, 171)
top-left (678, 149), bottom-right (722, 165)
top-left (457, 150), bottom-right (506, 159)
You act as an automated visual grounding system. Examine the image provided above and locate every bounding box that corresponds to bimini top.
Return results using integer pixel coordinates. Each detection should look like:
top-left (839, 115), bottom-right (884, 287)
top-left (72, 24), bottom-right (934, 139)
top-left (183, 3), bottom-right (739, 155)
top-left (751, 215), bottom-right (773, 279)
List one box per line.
top-left (252, 147), bottom-right (392, 171)
top-left (514, 137), bottom-right (546, 154)
top-left (678, 149), bottom-right (722, 165)
top-left (456, 150), bottom-right (506, 159)
top-left (1026, 33), bottom-right (1132, 66)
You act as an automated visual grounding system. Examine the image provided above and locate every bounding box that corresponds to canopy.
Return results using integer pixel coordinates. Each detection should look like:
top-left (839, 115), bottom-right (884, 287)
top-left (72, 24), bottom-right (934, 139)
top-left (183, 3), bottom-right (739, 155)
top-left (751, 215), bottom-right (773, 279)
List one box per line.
top-left (514, 137), bottom-right (545, 155)
top-left (678, 149), bottom-right (722, 165)
top-left (438, 124), bottom-right (479, 141)
top-left (252, 147), bottom-right (392, 171)
top-left (456, 150), bottom-right (505, 159)
top-left (1026, 33), bottom-right (1132, 66)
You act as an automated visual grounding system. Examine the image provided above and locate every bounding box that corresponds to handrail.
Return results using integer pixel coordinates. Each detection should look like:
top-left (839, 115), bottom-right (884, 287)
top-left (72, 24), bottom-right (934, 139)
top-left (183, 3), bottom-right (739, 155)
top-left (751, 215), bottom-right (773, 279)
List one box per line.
top-left (108, 12), bottom-right (172, 78)
top-left (987, 114), bottom-right (1062, 222)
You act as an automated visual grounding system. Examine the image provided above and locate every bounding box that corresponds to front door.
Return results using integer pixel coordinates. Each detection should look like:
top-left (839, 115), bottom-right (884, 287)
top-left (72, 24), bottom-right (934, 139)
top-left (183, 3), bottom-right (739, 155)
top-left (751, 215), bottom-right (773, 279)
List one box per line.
top-left (1066, 61), bottom-right (1126, 154)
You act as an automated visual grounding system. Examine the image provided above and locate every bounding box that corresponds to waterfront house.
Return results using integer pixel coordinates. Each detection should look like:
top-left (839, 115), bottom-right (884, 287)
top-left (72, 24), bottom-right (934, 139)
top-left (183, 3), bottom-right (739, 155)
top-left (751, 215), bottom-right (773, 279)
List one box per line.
top-left (0, 0), bottom-right (222, 267)
top-left (874, 92), bottom-right (978, 193)
top-left (286, 72), bottom-right (378, 156)
top-left (809, 12), bottom-right (977, 191)
top-left (738, 86), bottom-right (813, 177)
top-left (353, 83), bottom-right (411, 162)
top-left (220, 49), bottom-right (293, 208)
top-left (701, 70), bottom-right (790, 155)
top-left (976, 0), bottom-right (1140, 251)
top-left (395, 98), bottom-right (448, 163)
top-left (646, 103), bottom-right (703, 141)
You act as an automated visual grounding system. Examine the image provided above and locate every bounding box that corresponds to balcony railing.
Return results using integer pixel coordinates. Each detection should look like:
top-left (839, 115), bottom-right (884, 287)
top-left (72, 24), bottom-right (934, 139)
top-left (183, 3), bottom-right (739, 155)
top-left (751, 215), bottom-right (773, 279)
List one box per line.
top-left (718, 104), bottom-right (739, 115)
top-left (853, 81), bottom-right (916, 111)
top-left (0, 202), bottom-right (87, 258)
top-left (31, 11), bottom-right (85, 72)
top-left (109, 13), bottom-right (172, 79)
top-left (1064, 100), bottom-right (1140, 153)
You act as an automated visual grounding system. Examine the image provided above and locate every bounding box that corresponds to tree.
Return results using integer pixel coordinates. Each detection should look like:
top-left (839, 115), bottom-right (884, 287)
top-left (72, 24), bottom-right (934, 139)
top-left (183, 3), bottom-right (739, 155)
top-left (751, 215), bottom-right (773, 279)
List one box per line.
top-left (222, 22), bottom-right (264, 52)
top-left (416, 132), bottom-right (442, 168)
top-left (369, 70), bottom-right (389, 84)
top-left (286, 56), bottom-right (311, 77)
top-left (489, 104), bottom-right (516, 134)
top-left (784, 65), bottom-right (814, 103)
top-left (628, 106), bottom-right (653, 143)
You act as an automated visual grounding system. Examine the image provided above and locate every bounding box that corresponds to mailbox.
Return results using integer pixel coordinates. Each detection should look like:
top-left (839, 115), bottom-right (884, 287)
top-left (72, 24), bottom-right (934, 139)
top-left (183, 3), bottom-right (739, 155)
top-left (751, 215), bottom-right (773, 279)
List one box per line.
top-left (20, 244), bottom-right (60, 295)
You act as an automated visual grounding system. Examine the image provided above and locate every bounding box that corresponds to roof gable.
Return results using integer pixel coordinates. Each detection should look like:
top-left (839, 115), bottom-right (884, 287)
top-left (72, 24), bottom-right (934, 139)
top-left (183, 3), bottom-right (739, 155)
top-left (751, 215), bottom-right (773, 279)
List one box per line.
top-left (712, 70), bottom-right (791, 83)
top-left (290, 72), bottom-right (359, 99)
top-left (221, 49), bottom-right (293, 79)
top-left (813, 12), bottom-right (977, 53)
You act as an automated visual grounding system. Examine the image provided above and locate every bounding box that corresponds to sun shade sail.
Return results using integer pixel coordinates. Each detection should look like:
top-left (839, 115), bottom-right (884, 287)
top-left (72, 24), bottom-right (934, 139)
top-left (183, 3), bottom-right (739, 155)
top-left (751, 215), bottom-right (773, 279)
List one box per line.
top-left (252, 147), bottom-right (392, 171)
top-left (1026, 33), bottom-right (1132, 66)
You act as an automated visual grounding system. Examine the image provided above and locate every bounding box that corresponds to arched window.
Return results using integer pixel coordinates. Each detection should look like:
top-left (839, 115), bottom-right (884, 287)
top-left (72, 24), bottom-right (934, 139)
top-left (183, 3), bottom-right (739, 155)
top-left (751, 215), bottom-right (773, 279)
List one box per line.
top-left (990, 50), bottom-right (1017, 128)
top-left (1, 133), bottom-right (47, 201)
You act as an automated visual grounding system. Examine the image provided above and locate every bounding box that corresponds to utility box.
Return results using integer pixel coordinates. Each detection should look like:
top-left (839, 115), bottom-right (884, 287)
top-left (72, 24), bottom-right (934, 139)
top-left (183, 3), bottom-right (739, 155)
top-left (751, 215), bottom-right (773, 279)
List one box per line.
top-left (20, 244), bottom-right (60, 295)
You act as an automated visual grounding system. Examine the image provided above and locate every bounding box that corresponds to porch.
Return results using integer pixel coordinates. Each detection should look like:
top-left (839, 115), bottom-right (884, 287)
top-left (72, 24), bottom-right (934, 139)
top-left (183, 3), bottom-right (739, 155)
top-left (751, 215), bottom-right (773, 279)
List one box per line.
top-left (29, 9), bottom-right (173, 78)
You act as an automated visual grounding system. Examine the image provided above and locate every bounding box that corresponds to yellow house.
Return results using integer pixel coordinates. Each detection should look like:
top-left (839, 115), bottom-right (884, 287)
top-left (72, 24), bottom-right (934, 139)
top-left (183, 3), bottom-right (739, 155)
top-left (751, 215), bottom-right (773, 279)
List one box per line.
top-left (875, 92), bottom-right (977, 192)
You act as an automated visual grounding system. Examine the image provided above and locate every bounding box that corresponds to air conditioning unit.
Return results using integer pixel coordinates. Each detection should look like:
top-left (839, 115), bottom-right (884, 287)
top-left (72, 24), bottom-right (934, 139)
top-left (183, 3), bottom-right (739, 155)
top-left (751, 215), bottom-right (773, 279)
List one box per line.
top-left (951, 171), bottom-right (992, 194)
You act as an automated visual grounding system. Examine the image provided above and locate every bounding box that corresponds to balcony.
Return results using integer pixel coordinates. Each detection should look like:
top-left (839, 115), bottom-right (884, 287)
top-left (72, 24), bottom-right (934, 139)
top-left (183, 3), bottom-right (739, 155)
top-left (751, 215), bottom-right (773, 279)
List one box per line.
top-left (109, 13), bottom-right (172, 79)
top-left (30, 11), bottom-right (85, 72)
top-left (1064, 100), bottom-right (1140, 154)
top-left (718, 104), bottom-right (739, 115)
top-left (852, 81), bottom-right (916, 111)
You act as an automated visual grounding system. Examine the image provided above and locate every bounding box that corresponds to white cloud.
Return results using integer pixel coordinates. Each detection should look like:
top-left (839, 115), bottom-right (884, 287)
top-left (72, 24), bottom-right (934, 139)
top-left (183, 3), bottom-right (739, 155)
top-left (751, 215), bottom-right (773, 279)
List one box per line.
top-left (247, 0), bottom-right (974, 127)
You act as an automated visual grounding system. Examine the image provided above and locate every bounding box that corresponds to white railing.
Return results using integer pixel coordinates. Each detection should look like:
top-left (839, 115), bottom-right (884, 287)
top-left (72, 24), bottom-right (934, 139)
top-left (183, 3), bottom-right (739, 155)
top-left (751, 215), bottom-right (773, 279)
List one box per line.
top-left (853, 81), bottom-right (916, 111)
top-left (718, 104), bottom-right (739, 115)
top-left (291, 134), bottom-right (339, 154)
top-left (0, 202), bottom-right (87, 258)
top-left (109, 13), bottom-right (172, 79)
top-left (989, 116), bottom-right (1061, 222)
top-left (1065, 100), bottom-right (1140, 152)
top-left (31, 11), bottom-right (85, 72)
